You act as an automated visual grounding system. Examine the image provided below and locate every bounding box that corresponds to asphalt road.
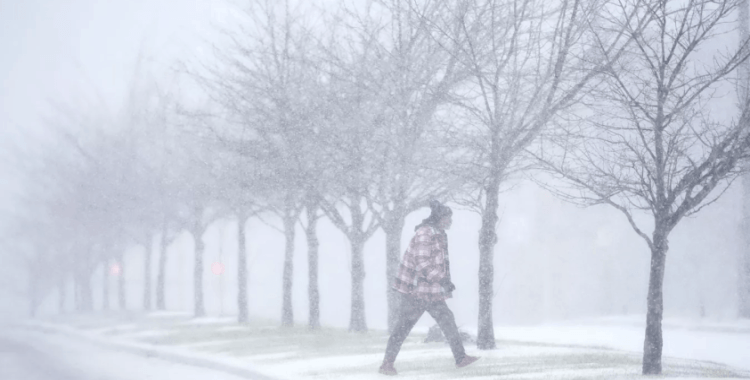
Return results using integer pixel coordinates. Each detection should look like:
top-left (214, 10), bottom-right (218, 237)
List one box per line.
top-left (0, 327), bottom-right (254, 380)
top-left (0, 330), bottom-right (87, 380)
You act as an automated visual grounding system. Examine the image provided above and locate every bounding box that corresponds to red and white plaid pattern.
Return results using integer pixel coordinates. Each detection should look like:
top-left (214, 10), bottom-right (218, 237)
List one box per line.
top-left (393, 225), bottom-right (452, 302)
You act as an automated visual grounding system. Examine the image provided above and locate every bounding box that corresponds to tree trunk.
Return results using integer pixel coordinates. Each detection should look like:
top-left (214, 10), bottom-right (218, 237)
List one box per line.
top-left (739, 0), bottom-right (750, 320)
top-left (238, 212), bottom-right (249, 324)
top-left (350, 236), bottom-right (367, 332)
top-left (282, 214), bottom-right (296, 327)
top-left (193, 220), bottom-right (206, 318)
top-left (102, 259), bottom-right (110, 311)
top-left (117, 253), bottom-right (126, 310)
top-left (58, 276), bottom-right (66, 314)
top-left (78, 270), bottom-right (94, 312)
top-left (305, 205), bottom-right (320, 329)
top-left (384, 213), bottom-right (405, 333)
top-left (29, 297), bottom-right (38, 318)
top-left (477, 179), bottom-right (501, 349)
top-left (143, 238), bottom-right (152, 311)
top-left (79, 249), bottom-right (95, 312)
top-left (28, 267), bottom-right (39, 318)
top-left (74, 274), bottom-right (81, 311)
top-left (642, 231), bottom-right (669, 375)
top-left (741, 233), bottom-right (750, 318)
top-left (740, 174), bottom-right (750, 318)
top-left (156, 221), bottom-right (168, 310)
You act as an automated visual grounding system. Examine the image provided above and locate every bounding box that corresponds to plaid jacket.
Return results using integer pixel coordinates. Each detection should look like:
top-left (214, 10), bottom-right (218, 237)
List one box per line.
top-left (393, 225), bottom-right (452, 302)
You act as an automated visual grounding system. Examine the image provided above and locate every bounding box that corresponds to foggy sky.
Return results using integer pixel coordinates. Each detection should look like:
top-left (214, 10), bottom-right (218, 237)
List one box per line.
top-left (0, 0), bottom-right (229, 318)
top-left (0, 0), bottom-right (745, 327)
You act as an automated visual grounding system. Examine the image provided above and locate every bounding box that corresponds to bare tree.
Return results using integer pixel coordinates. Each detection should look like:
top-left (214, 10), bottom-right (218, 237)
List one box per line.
top-left (315, 27), bottom-right (383, 332)
top-left (534, 0), bottom-right (750, 374)
top-left (211, 148), bottom-right (271, 324)
top-left (0, 46), bottom-right (185, 317)
top-left (335, 0), bottom-right (469, 332)
top-left (0, 125), bottom-right (85, 316)
top-left (174, 139), bottom-right (224, 318)
top-left (1, 218), bottom-right (65, 317)
top-left (309, 0), bottom-right (458, 333)
top-left (434, 0), bottom-right (649, 349)
top-left (197, 0), bottom-right (331, 327)
top-left (319, 192), bottom-right (379, 332)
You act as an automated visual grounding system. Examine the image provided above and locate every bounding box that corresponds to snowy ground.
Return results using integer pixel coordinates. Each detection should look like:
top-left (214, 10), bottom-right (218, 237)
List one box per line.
top-left (14, 313), bottom-right (750, 380)
top-left (478, 316), bottom-right (750, 372)
top-left (0, 326), bottom-right (252, 380)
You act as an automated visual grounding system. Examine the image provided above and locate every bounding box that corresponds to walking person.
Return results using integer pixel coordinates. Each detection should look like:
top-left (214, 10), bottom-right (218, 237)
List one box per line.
top-left (379, 200), bottom-right (480, 376)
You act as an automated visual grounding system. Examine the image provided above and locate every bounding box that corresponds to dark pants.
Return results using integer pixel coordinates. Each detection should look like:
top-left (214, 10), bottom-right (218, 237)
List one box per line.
top-left (383, 294), bottom-right (466, 365)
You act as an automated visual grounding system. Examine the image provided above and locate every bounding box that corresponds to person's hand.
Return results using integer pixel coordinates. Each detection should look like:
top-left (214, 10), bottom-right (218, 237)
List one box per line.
top-left (445, 282), bottom-right (456, 292)
top-left (440, 278), bottom-right (456, 292)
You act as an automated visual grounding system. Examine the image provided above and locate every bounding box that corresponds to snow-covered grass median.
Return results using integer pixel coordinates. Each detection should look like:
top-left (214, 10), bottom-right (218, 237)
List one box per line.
top-left (23, 313), bottom-right (750, 380)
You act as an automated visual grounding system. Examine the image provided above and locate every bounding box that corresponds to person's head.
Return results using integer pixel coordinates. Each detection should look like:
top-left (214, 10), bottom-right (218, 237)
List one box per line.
top-left (438, 213), bottom-right (452, 230)
top-left (417, 200), bottom-right (453, 230)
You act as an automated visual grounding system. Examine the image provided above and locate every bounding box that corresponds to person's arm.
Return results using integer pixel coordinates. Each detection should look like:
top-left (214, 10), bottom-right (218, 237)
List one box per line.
top-left (413, 230), bottom-right (446, 283)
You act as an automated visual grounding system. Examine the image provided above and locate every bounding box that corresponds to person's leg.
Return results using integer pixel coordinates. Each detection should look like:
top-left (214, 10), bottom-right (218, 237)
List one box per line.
top-left (426, 300), bottom-right (466, 364)
top-left (383, 295), bottom-right (426, 365)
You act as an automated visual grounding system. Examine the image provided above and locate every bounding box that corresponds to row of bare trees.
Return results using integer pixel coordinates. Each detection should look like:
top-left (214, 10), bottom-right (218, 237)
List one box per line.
top-left (6, 0), bottom-right (750, 375)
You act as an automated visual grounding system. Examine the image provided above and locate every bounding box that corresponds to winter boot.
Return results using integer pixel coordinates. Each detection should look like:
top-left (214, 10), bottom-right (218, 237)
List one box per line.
top-left (379, 362), bottom-right (398, 376)
top-left (456, 355), bottom-right (480, 368)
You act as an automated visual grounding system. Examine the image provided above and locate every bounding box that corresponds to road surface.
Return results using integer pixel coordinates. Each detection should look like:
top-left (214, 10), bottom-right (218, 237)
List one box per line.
top-left (0, 327), bottom-right (256, 380)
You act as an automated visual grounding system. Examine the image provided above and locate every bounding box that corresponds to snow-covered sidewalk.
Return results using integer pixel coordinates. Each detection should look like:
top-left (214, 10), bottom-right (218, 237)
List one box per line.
top-left (19, 313), bottom-right (750, 380)
top-left (466, 316), bottom-right (750, 371)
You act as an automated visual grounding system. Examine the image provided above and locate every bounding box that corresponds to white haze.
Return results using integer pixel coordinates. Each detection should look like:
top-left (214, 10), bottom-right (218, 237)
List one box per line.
top-left (0, 0), bottom-right (744, 343)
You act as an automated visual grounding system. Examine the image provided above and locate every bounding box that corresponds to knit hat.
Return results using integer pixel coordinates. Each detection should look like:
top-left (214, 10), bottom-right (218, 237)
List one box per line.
top-left (415, 200), bottom-right (452, 231)
top-left (428, 199), bottom-right (452, 219)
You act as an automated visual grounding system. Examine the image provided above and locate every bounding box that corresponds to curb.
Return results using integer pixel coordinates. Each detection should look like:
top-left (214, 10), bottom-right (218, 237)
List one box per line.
top-left (18, 321), bottom-right (281, 380)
